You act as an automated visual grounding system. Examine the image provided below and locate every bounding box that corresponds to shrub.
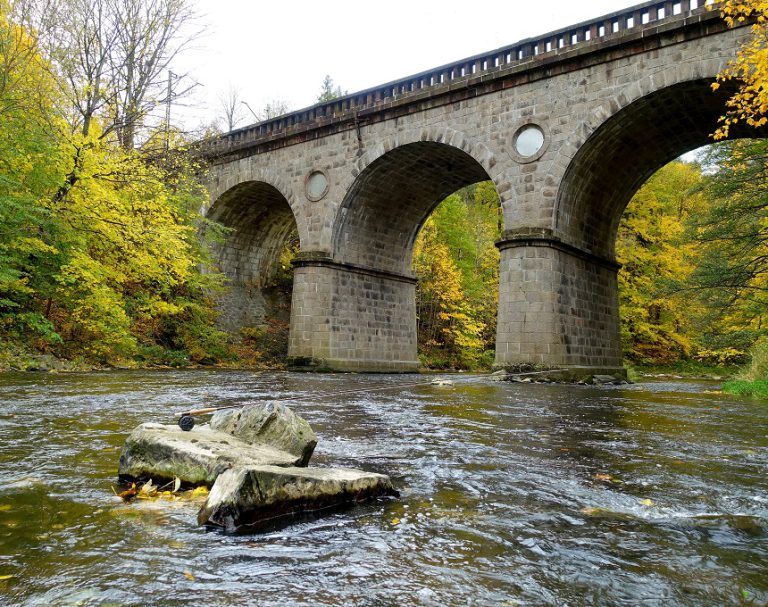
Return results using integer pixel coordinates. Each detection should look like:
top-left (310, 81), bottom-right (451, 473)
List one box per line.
top-left (737, 337), bottom-right (768, 382)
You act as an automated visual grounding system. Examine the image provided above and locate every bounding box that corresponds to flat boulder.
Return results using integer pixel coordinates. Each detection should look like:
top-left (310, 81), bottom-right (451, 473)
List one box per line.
top-left (210, 403), bottom-right (317, 466)
top-left (118, 423), bottom-right (302, 486)
top-left (198, 465), bottom-right (398, 532)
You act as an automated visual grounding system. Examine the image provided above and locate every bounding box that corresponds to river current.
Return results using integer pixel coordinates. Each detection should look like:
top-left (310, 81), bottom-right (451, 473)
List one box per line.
top-left (0, 370), bottom-right (766, 606)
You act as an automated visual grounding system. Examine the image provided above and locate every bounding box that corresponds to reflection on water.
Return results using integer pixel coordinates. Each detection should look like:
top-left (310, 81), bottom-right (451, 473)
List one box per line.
top-left (0, 371), bottom-right (766, 606)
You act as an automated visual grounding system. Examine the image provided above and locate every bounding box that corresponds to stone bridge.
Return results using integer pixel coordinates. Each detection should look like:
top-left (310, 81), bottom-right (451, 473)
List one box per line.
top-left (202, 0), bottom-right (752, 374)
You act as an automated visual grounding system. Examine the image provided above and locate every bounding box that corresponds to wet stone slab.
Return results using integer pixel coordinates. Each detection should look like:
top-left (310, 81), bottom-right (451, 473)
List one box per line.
top-left (118, 422), bottom-right (302, 486)
top-left (198, 465), bottom-right (399, 533)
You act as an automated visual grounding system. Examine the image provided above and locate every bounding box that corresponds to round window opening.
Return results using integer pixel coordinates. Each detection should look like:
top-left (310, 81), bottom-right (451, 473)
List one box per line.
top-left (306, 170), bottom-right (329, 201)
top-left (514, 124), bottom-right (545, 158)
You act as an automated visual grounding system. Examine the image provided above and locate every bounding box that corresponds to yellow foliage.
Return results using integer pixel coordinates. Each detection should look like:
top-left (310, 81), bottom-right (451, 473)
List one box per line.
top-left (714, 0), bottom-right (768, 138)
top-left (617, 162), bottom-right (704, 363)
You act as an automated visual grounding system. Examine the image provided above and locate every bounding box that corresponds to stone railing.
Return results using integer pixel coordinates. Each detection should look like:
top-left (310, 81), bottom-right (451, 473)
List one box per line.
top-left (205, 0), bottom-right (715, 156)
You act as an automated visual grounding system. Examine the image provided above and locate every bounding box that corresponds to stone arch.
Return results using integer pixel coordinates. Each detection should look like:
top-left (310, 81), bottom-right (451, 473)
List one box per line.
top-left (334, 133), bottom-right (498, 275)
top-left (206, 179), bottom-right (299, 334)
top-left (553, 74), bottom-right (755, 260)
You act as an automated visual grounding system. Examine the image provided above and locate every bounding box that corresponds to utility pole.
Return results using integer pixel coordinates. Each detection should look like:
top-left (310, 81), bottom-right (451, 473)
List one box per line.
top-left (165, 71), bottom-right (175, 154)
top-left (241, 101), bottom-right (260, 123)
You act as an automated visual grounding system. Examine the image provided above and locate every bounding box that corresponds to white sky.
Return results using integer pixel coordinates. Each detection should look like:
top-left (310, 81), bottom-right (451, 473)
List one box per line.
top-left (175, 0), bottom-right (639, 132)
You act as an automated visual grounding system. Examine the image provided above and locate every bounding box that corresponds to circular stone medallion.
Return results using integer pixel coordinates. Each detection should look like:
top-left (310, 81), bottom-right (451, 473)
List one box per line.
top-left (305, 170), bottom-right (329, 201)
top-left (515, 125), bottom-right (545, 157)
top-left (510, 122), bottom-right (549, 164)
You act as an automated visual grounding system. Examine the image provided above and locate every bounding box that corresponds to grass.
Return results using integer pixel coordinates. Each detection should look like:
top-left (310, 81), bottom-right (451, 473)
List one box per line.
top-left (625, 360), bottom-right (739, 380)
top-left (722, 380), bottom-right (768, 397)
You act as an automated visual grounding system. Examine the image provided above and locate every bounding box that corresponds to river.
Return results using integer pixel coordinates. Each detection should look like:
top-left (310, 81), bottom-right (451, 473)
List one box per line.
top-left (0, 370), bottom-right (766, 606)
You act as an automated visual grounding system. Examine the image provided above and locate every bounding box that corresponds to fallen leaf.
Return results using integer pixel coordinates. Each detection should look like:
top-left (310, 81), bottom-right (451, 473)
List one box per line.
top-left (173, 477), bottom-right (181, 493)
top-left (116, 483), bottom-right (137, 502)
top-left (190, 486), bottom-right (208, 498)
top-left (138, 479), bottom-right (157, 498)
top-left (0, 574), bottom-right (14, 581)
top-left (594, 474), bottom-right (613, 482)
top-left (391, 518), bottom-right (401, 526)
top-left (640, 498), bottom-right (655, 507)
top-left (183, 570), bottom-right (195, 582)
top-left (0, 505), bottom-right (12, 512)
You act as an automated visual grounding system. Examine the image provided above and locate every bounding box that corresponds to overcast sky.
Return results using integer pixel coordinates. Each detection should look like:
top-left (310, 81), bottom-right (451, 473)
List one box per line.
top-left (175, 0), bottom-right (640, 131)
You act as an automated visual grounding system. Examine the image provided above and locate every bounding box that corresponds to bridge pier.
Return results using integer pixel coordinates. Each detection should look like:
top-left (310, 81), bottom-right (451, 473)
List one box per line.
top-left (495, 231), bottom-right (624, 375)
top-left (287, 255), bottom-right (419, 372)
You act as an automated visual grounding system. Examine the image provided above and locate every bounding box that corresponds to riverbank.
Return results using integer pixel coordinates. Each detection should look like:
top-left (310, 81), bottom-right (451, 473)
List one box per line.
top-left (0, 343), bottom-right (286, 374)
top-left (626, 361), bottom-right (740, 381)
top-left (1, 345), bottom-right (744, 382)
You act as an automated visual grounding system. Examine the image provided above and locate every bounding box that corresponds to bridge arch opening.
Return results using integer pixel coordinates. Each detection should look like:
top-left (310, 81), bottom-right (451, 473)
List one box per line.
top-left (333, 141), bottom-right (493, 275)
top-left (412, 181), bottom-right (502, 369)
top-left (297, 140), bottom-right (502, 371)
top-left (555, 78), bottom-right (751, 260)
top-left (541, 78), bottom-right (768, 372)
top-left (206, 181), bottom-right (298, 345)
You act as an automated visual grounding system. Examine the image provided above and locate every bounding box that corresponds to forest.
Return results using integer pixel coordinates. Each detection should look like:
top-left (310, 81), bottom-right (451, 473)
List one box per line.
top-left (0, 0), bottom-right (767, 394)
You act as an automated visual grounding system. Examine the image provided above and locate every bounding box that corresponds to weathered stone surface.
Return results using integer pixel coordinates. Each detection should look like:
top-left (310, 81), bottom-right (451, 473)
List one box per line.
top-left (198, 465), bottom-right (398, 532)
top-left (209, 403), bottom-right (317, 466)
top-left (118, 423), bottom-right (301, 486)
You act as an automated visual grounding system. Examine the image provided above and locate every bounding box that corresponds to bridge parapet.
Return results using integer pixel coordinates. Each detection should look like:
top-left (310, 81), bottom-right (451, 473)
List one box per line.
top-left (204, 0), bottom-right (715, 159)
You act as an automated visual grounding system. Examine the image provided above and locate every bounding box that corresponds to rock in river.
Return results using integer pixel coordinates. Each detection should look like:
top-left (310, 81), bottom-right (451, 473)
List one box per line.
top-left (118, 423), bottom-right (302, 486)
top-left (198, 465), bottom-right (398, 532)
top-left (209, 403), bottom-right (317, 466)
top-left (117, 403), bottom-right (397, 532)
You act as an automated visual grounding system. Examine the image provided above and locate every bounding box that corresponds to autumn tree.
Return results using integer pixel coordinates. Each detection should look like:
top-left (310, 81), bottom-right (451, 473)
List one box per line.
top-left (413, 183), bottom-right (501, 369)
top-left (17, 0), bottom-right (198, 148)
top-left (616, 161), bottom-right (707, 363)
top-left (713, 0), bottom-right (768, 139)
top-left (0, 3), bottom-right (68, 346)
top-left (218, 85), bottom-right (246, 132)
top-left (0, 2), bottom-right (228, 367)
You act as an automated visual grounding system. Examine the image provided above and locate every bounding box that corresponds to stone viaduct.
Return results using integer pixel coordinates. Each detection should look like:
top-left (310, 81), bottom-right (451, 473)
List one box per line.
top-left (201, 0), bottom-right (753, 374)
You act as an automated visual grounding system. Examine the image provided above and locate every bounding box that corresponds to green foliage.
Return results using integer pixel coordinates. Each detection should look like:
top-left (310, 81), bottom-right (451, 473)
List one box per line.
top-left (687, 140), bottom-right (768, 351)
top-left (317, 75), bottom-right (345, 103)
top-left (0, 10), bottom-right (68, 344)
top-left (736, 337), bottom-right (768, 382)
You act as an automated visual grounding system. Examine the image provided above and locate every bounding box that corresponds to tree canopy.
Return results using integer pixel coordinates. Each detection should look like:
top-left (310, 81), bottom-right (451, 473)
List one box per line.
top-left (0, 0), bottom-right (227, 369)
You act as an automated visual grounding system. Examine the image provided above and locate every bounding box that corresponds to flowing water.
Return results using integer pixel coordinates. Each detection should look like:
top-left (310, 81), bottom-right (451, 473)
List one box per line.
top-left (0, 370), bottom-right (766, 606)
